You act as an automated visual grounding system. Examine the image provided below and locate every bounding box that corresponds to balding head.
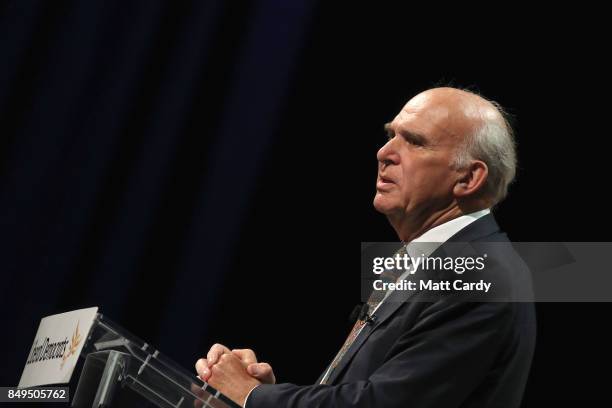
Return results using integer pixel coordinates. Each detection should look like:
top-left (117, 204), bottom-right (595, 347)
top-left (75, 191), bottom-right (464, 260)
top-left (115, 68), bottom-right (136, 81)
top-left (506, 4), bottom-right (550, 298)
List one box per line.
top-left (408, 87), bottom-right (516, 203)
top-left (374, 87), bottom-right (516, 241)
top-left (400, 87), bottom-right (507, 147)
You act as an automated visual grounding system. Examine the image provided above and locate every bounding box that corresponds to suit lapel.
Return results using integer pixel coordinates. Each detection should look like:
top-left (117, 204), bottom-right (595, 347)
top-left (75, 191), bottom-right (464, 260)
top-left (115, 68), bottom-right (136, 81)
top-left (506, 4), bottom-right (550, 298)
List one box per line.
top-left (324, 214), bottom-right (501, 385)
top-left (323, 259), bottom-right (421, 384)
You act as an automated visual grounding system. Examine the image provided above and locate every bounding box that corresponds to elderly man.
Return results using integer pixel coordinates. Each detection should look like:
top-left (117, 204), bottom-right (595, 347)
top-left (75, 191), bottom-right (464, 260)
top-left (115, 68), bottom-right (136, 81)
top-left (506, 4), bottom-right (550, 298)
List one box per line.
top-left (195, 87), bottom-right (536, 407)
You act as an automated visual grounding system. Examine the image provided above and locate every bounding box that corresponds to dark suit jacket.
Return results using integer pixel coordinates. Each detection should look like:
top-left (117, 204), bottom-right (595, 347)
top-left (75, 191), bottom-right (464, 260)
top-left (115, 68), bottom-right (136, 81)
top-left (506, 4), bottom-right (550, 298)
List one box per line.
top-left (248, 214), bottom-right (536, 407)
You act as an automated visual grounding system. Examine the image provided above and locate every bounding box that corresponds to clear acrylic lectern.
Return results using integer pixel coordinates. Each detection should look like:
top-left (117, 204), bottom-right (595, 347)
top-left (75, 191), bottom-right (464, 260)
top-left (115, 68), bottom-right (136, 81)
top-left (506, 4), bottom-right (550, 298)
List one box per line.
top-left (71, 313), bottom-right (239, 408)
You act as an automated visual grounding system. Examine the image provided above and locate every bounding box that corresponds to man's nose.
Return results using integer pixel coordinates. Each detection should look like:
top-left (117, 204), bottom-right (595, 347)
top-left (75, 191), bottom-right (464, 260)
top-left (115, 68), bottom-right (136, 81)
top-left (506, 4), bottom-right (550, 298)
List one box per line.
top-left (377, 138), bottom-right (399, 166)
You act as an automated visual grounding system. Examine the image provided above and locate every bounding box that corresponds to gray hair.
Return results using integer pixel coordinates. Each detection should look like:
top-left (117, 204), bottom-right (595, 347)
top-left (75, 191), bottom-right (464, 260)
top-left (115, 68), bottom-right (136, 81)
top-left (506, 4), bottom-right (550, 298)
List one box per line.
top-left (452, 100), bottom-right (517, 205)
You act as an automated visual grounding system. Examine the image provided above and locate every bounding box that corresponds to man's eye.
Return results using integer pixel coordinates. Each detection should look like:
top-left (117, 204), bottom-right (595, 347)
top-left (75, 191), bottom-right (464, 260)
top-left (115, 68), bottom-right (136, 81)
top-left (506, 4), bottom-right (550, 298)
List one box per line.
top-left (404, 136), bottom-right (424, 146)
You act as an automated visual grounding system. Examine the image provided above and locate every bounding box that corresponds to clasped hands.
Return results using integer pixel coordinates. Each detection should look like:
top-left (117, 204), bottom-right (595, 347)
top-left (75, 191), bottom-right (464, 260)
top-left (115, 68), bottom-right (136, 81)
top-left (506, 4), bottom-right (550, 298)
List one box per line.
top-left (194, 343), bottom-right (275, 407)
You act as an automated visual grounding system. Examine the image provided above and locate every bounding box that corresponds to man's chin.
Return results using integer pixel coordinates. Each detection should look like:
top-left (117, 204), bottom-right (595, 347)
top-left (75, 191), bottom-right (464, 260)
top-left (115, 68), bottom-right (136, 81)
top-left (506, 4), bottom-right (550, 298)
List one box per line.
top-left (373, 194), bottom-right (397, 215)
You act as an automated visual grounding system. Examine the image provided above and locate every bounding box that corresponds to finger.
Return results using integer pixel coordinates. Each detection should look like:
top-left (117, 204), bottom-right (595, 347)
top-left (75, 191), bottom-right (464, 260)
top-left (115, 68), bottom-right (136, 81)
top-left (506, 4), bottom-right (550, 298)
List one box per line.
top-left (231, 348), bottom-right (258, 365)
top-left (207, 343), bottom-right (231, 367)
top-left (195, 358), bottom-right (211, 381)
top-left (247, 362), bottom-right (276, 384)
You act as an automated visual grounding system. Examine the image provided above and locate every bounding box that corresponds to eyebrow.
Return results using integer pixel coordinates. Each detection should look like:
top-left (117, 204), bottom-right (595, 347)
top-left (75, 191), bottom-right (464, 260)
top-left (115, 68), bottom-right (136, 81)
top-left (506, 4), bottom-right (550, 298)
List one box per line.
top-left (384, 123), bottom-right (428, 145)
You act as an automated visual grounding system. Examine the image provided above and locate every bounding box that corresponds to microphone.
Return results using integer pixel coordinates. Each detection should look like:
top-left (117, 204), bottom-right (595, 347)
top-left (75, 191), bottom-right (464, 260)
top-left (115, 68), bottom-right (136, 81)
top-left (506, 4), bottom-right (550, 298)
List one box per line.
top-left (349, 303), bottom-right (376, 325)
top-left (358, 303), bottom-right (376, 325)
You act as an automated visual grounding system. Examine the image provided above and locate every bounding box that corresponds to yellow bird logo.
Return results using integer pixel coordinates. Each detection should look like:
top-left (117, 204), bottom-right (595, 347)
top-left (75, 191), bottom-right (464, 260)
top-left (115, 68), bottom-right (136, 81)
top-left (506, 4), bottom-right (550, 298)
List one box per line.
top-left (61, 321), bottom-right (82, 369)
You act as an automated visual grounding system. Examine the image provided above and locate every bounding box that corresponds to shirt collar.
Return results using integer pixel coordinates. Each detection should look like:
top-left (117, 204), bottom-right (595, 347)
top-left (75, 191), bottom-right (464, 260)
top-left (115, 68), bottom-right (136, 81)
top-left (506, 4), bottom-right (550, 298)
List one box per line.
top-left (405, 208), bottom-right (491, 259)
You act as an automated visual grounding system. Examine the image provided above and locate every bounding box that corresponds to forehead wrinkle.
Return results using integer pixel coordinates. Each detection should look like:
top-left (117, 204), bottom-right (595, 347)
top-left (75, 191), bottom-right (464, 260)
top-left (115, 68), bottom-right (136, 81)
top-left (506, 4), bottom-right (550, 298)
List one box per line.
top-left (394, 103), bottom-right (464, 145)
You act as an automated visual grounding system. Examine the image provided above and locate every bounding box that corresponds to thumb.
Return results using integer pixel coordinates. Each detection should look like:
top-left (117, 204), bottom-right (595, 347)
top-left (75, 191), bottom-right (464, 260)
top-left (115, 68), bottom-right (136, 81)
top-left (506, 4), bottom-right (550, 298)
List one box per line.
top-left (247, 363), bottom-right (276, 384)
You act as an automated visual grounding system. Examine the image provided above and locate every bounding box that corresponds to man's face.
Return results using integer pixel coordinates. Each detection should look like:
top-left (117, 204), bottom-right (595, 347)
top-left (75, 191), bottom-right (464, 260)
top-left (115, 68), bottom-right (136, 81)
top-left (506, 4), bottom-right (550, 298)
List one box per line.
top-left (373, 92), bottom-right (471, 219)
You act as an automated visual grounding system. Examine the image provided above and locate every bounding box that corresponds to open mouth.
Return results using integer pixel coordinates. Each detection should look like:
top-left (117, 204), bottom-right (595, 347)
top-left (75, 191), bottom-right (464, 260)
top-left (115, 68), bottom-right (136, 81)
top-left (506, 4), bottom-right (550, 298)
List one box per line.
top-left (377, 175), bottom-right (395, 190)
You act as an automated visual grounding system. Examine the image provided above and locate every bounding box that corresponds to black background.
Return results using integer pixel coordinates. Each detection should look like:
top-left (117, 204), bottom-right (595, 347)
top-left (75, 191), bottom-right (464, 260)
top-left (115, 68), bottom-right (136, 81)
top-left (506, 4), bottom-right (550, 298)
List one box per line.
top-left (1, 1), bottom-right (609, 406)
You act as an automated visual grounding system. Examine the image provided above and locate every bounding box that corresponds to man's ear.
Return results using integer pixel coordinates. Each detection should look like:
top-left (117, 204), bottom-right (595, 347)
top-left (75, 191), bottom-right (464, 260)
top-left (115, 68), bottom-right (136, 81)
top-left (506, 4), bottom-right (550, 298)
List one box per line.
top-left (453, 160), bottom-right (488, 198)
